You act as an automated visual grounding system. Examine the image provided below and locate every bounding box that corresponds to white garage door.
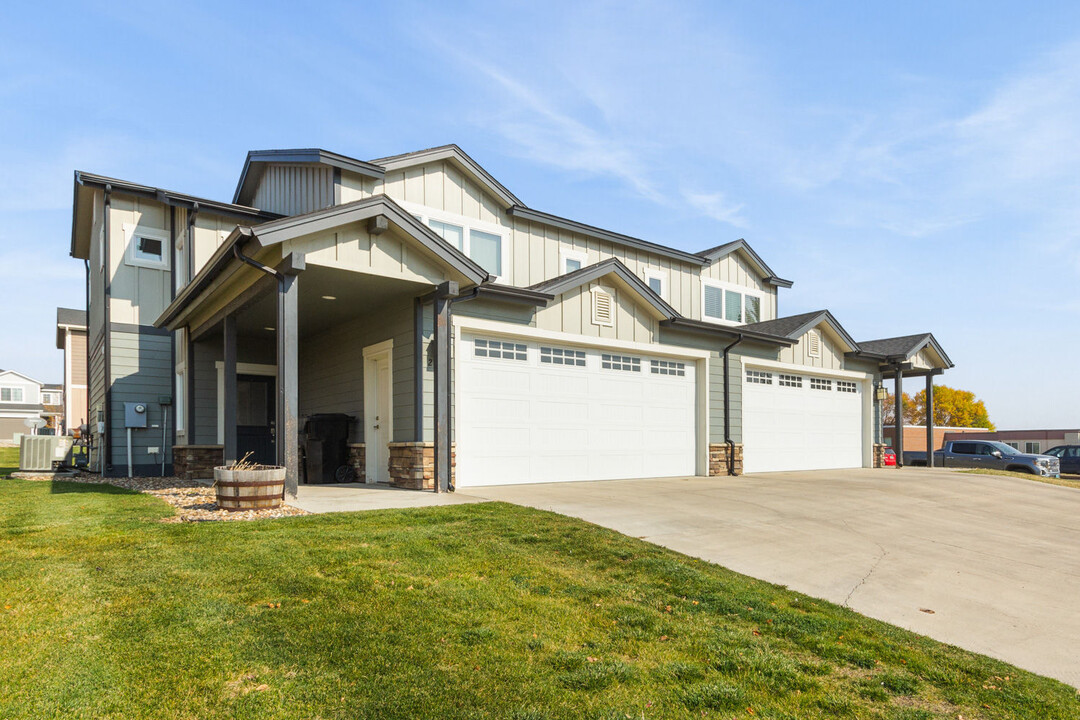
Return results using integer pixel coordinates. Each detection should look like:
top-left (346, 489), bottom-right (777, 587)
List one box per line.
top-left (742, 366), bottom-right (865, 474)
top-left (456, 333), bottom-right (698, 487)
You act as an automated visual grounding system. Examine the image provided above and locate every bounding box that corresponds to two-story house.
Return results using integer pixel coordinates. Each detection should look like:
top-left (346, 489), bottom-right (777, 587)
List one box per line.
top-left (69, 145), bottom-right (953, 488)
top-left (0, 370), bottom-right (47, 441)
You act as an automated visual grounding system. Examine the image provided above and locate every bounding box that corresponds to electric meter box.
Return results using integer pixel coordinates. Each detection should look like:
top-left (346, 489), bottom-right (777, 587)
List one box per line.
top-left (124, 402), bottom-right (149, 428)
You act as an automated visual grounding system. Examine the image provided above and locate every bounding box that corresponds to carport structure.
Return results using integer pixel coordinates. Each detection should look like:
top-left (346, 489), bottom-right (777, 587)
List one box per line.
top-left (855, 334), bottom-right (955, 467)
top-left (156, 195), bottom-right (493, 497)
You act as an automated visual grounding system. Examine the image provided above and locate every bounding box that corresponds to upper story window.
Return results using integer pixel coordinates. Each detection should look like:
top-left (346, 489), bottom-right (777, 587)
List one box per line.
top-left (42, 391), bottom-right (60, 404)
top-left (644, 269), bottom-right (667, 300)
top-left (1, 387), bottom-right (24, 403)
top-left (405, 203), bottom-right (508, 280)
top-left (702, 280), bottom-right (763, 325)
top-left (123, 224), bottom-right (170, 271)
top-left (560, 248), bottom-right (587, 274)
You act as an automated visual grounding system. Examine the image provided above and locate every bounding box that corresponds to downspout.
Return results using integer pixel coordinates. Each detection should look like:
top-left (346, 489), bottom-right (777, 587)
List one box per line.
top-left (103, 184), bottom-right (112, 474)
top-left (721, 334), bottom-right (744, 476)
top-left (232, 243), bottom-right (284, 281)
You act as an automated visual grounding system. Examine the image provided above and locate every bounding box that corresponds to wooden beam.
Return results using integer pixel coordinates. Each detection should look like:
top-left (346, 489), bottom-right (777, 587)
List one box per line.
top-left (894, 366), bottom-right (904, 467)
top-left (277, 270), bottom-right (300, 497)
top-left (414, 297), bottom-right (425, 443)
top-left (222, 314), bottom-right (238, 465)
top-left (925, 373), bottom-right (935, 468)
top-left (433, 294), bottom-right (451, 493)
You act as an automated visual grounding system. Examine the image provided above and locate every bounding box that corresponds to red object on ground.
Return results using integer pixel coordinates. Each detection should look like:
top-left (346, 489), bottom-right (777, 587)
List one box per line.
top-left (883, 448), bottom-right (897, 466)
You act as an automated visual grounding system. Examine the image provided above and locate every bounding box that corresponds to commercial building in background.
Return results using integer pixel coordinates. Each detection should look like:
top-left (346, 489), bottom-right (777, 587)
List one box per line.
top-left (942, 429), bottom-right (1080, 455)
top-left (884, 425), bottom-right (985, 453)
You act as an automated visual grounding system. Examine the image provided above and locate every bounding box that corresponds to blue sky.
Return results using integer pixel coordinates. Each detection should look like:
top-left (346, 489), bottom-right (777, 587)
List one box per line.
top-left (1, 1), bottom-right (1078, 427)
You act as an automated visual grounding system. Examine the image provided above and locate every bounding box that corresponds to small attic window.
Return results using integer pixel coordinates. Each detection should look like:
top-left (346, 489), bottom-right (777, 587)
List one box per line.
top-left (124, 224), bottom-right (170, 270)
top-left (137, 236), bottom-right (163, 261)
top-left (591, 288), bottom-right (614, 327)
top-left (807, 330), bottom-right (822, 358)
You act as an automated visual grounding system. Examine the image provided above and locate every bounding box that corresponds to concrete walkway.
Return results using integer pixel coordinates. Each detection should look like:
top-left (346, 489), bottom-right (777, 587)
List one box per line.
top-left (292, 482), bottom-right (486, 513)
top-left (464, 468), bottom-right (1080, 687)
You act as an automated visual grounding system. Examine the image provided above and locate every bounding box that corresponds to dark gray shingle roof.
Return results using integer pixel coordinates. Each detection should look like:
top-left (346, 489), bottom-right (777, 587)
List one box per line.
top-left (56, 307), bottom-right (86, 327)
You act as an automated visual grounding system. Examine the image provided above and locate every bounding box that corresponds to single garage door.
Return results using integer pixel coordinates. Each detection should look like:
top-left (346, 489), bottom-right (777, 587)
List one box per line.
top-left (742, 366), bottom-right (864, 473)
top-left (456, 332), bottom-right (697, 487)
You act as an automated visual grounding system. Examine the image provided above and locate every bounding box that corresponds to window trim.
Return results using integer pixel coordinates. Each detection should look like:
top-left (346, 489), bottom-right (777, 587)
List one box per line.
top-left (701, 278), bottom-right (765, 326)
top-left (540, 345), bottom-right (586, 367)
top-left (473, 337), bottom-right (527, 362)
top-left (123, 224), bottom-right (171, 271)
top-left (560, 248), bottom-right (588, 275)
top-left (601, 353), bottom-right (641, 372)
top-left (400, 201), bottom-right (510, 281)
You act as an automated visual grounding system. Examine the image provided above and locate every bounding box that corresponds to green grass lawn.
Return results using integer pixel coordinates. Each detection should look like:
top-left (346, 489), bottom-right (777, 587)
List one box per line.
top-left (0, 446), bottom-right (17, 477)
top-left (958, 468), bottom-right (1080, 490)
top-left (0, 479), bottom-right (1076, 719)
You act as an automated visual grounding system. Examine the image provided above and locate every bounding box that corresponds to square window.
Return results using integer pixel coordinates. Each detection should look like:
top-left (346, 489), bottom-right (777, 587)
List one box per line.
top-left (704, 285), bottom-right (724, 320)
top-left (429, 219), bottom-right (464, 250)
top-left (810, 377), bottom-right (832, 391)
top-left (649, 277), bottom-right (663, 295)
top-left (565, 258), bottom-right (582, 272)
top-left (837, 380), bottom-right (858, 393)
top-left (137, 236), bottom-right (163, 259)
top-left (1025, 441), bottom-right (1041, 454)
top-left (744, 295), bottom-right (761, 324)
top-left (778, 374), bottom-right (802, 388)
top-left (470, 229), bottom-right (502, 275)
top-left (724, 290), bottom-right (743, 323)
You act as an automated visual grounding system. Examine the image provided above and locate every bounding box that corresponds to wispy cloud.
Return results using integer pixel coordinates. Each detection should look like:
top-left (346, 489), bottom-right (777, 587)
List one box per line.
top-left (683, 190), bottom-right (748, 228)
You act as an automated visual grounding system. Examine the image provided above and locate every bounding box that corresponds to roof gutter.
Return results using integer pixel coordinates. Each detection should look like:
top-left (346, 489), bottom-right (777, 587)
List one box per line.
top-left (660, 317), bottom-right (793, 347)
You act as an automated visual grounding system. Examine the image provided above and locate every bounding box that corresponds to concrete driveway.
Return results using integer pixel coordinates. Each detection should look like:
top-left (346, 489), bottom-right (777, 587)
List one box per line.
top-left (464, 467), bottom-right (1080, 687)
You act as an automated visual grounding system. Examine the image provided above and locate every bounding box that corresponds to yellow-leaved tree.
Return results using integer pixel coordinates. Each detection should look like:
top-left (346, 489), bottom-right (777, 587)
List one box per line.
top-left (908, 385), bottom-right (994, 429)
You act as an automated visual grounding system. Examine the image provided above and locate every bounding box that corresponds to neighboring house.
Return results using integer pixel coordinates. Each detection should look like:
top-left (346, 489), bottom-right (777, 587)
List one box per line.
top-left (56, 307), bottom-right (88, 434)
top-left (942, 429), bottom-right (1080, 456)
top-left (0, 369), bottom-right (46, 441)
top-left (69, 144), bottom-right (954, 488)
top-left (41, 383), bottom-right (64, 433)
top-left (885, 425), bottom-right (985, 453)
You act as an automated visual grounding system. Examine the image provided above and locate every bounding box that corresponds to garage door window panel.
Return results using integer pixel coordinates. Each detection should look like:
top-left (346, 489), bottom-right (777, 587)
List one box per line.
top-left (474, 338), bottom-right (527, 361)
top-left (810, 377), bottom-right (832, 391)
top-left (540, 346), bottom-right (586, 367)
top-left (651, 359), bottom-right (686, 376)
top-left (602, 353), bottom-right (641, 372)
top-left (837, 380), bottom-right (858, 393)
top-left (746, 369), bottom-right (772, 384)
top-left (778, 374), bottom-right (802, 388)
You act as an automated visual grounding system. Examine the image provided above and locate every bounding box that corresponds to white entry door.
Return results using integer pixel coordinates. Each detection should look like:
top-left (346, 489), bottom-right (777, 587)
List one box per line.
top-left (742, 366), bottom-right (865, 474)
top-left (363, 341), bottom-right (393, 483)
top-left (456, 333), bottom-right (698, 487)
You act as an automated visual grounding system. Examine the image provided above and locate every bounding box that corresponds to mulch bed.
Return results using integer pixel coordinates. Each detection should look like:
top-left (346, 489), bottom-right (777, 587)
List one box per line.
top-left (14, 473), bottom-right (309, 523)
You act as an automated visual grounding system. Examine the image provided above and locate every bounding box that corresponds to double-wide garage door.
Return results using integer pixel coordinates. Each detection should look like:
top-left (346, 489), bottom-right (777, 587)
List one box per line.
top-left (742, 366), bottom-right (865, 474)
top-left (456, 332), bottom-right (697, 487)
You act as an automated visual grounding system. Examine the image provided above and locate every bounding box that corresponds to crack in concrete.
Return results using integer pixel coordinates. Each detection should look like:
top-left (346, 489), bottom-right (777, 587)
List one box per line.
top-left (843, 544), bottom-right (888, 607)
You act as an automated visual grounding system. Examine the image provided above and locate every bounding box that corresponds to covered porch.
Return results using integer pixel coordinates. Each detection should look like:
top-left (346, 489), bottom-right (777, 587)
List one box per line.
top-left (858, 334), bottom-right (955, 467)
top-left (157, 196), bottom-right (491, 497)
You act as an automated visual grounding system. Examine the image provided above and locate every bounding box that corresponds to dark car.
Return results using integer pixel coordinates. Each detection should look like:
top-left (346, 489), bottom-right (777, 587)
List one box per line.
top-left (1043, 445), bottom-right (1080, 475)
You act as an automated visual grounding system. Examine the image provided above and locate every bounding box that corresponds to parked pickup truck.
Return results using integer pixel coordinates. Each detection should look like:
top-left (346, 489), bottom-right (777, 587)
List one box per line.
top-left (904, 440), bottom-right (1061, 477)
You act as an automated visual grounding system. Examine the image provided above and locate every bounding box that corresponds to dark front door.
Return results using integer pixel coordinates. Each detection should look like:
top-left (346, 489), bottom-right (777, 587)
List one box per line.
top-left (237, 374), bottom-right (275, 466)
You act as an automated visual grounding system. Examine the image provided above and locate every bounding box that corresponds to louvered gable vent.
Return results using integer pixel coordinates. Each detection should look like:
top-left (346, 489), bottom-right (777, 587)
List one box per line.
top-left (807, 330), bottom-right (821, 358)
top-left (591, 288), bottom-right (614, 327)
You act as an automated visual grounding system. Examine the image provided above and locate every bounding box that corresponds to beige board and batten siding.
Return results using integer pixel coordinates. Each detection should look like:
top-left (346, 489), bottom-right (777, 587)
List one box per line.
top-left (371, 160), bottom-right (772, 323)
top-left (252, 164), bottom-right (334, 217)
top-left (535, 282), bottom-right (656, 344)
top-left (106, 195), bottom-right (171, 326)
top-left (778, 326), bottom-right (846, 370)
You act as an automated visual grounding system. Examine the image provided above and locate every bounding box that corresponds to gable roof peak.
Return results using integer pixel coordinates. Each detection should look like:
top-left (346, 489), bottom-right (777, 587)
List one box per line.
top-left (695, 238), bottom-right (793, 288)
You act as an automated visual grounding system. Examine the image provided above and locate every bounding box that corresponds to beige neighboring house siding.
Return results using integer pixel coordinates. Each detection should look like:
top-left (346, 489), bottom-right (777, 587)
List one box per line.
top-left (338, 170), bottom-right (377, 203)
top-left (535, 281), bottom-right (656, 344)
top-left (371, 159), bottom-right (780, 324)
top-left (66, 330), bottom-right (89, 428)
top-left (778, 326), bottom-right (846, 370)
top-left (191, 211), bottom-right (240, 280)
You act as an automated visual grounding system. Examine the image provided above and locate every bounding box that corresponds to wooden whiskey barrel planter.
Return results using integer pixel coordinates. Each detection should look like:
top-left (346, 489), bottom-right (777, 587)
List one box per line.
top-left (213, 466), bottom-right (286, 511)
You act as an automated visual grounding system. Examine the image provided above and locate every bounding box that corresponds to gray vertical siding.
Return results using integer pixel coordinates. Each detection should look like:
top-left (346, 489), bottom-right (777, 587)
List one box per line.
top-left (298, 300), bottom-right (417, 444)
top-left (108, 330), bottom-right (174, 473)
top-left (252, 165), bottom-right (335, 217)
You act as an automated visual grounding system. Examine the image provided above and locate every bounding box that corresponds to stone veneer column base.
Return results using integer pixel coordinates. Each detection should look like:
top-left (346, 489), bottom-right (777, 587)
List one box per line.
top-left (387, 442), bottom-right (456, 490)
top-left (346, 443), bottom-right (366, 482)
top-left (172, 445), bottom-right (223, 483)
top-left (708, 443), bottom-right (743, 476)
top-left (873, 443), bottom-right (888, 468)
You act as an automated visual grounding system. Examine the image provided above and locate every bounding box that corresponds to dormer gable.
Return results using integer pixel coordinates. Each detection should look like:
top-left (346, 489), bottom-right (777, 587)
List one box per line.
top-left (696, 238), bottom-right (793, 289)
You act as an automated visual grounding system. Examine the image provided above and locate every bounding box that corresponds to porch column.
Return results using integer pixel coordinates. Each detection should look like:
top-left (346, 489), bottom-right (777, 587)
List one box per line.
top-left (894, 365), bottom-right (904, 468)
top-left (433, 281), bottom-right (458, 493)
top-left (186, 332), bottom-right (196, 439)
top-left (223, 314), bottom-right (238, 466)
top-left (277, 259), bottom-right (302, 497)
top-left (925, 372), bottom-right (936, 468)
